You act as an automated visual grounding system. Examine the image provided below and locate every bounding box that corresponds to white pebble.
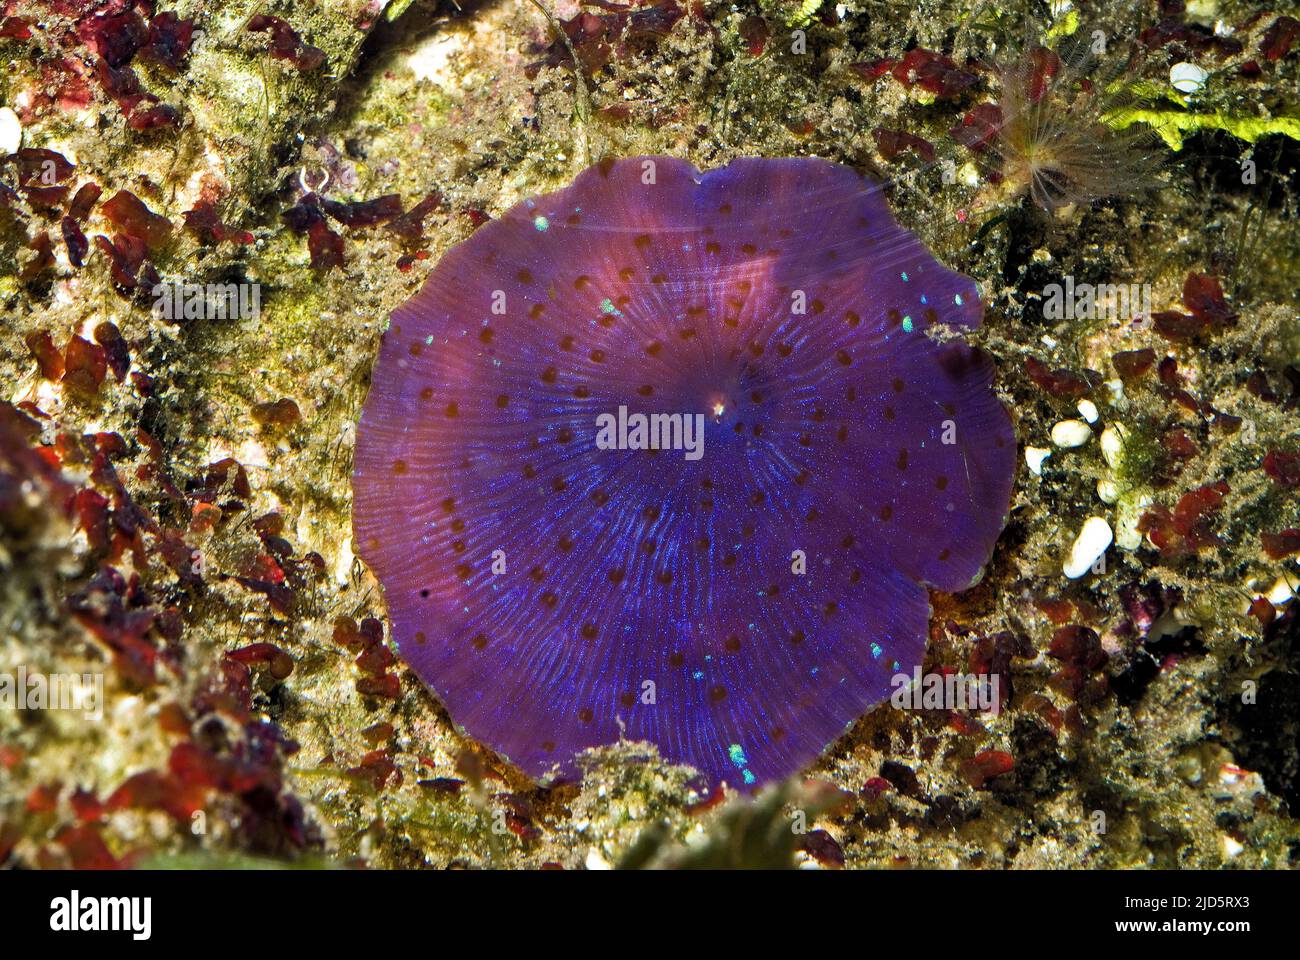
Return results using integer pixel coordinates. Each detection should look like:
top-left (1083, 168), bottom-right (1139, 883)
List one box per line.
top-left (1064, 516), bottom-right (1113, 579)
top-left (0, 107), bottom-right (21, 155)
top-left (1170, 62), bottom-right (1208, 94)
top-left (1025, 446), bottom-right (1052, 476)
top-left (1076, 398), bottom-right (1099, 423)
top-left (1051, 419), bottom-right (1092, 448)
top-left (1096, 478), bottom-right (1119, 504)
top-left (1100, 424), bottom-right (1127, 468)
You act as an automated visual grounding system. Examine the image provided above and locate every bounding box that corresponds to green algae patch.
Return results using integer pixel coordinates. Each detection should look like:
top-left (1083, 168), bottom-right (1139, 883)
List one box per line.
top-left (786, 0), bottom-right (826, 28)
top-left (1105, 105), bottom-right (1300, 151)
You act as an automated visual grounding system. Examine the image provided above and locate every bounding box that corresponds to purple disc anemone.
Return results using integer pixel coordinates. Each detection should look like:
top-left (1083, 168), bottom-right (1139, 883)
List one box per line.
top-left (353, 156), bottom-right (1016, 787)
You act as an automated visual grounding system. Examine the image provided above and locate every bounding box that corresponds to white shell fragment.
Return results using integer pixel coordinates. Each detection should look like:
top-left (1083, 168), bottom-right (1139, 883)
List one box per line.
top-left (0, 107), bottom-right (21, 156)
top-left (1025, 445), bottom-right (1052, 476)
top-left (1097, 478), bottom-right (1119, 504)
top-left (1076, 398), bottom-right (1099, 423)
top-left (1051, 419), bottom-right (1092, 448)
top-left (334, 534), bottom-right (355, 587)
top-left (1116, 493), bottom-right (1151, 551)
top-left (1266, 576), bottom-right (1295, 605)
top-left (1170, 62), bottom-right (1208, 94)
top-left (1064, 516), bottom-right (1113, 579)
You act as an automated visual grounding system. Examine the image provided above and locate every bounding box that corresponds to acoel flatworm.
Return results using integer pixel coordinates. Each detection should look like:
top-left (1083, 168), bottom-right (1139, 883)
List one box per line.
top-left (353, 156), bottom-right (1016, 787)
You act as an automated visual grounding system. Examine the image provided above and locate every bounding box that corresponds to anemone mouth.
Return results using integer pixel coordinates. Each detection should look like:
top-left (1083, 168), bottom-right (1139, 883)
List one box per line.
top-left (1029, 164), bottom-right (1078, 210)
top-left (352, 156), bottom-right (1017, 787)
